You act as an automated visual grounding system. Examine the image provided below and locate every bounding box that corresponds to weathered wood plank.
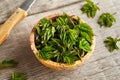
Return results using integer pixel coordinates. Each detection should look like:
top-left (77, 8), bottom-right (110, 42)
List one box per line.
top-left (0, 0), bottom-right (25, 23)
top-left (28, 0), bottom-right (84, 15)
top-left (0, 0), bottom-right (120, 80)
top-left (0, 0), bottom-right (83, 24)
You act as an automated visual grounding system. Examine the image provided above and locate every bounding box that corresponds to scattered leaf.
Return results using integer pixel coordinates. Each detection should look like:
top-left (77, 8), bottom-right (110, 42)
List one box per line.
top-left (104, 36), bottom-right (120, 52)
top-left (0, 60), bottom-right (18, 69)
top-left (81, 0), bottom-right (100, 18)
top-left (98, 13), bottom-right (116, 27)
top-left (12, 72), bottom-right (26, 80)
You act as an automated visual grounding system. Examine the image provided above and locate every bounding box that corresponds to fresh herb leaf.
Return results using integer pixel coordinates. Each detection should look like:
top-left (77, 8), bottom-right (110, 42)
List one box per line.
top-left (81, 0), bottom-right (100, 18)
top-left (12, 72), bottom-right (26, 80)
top-left (38, 45), bottom-right (55, 59)
top-left (35, 13), bottom-right (94, 64)
top-left (79, 38), bottom-right (91, 52)
top-left (60, 29), bottom-right (78, 49)
top-left (63, 51), bottom-right (80, 64)
top-left (40, 18), bottom-right (52, 30)
top-left (75, 23), bottom-right (94, 43)
top-left (35, 26), bottom-right (41, 35)
top-left (41, 26), bottom-right (55, 44)
top-left (98, 13), bottom-right (116, 27)
top-left (104, 36), bottom-right (120, 52)
top-left (0, 60), bottom-right (18, 69)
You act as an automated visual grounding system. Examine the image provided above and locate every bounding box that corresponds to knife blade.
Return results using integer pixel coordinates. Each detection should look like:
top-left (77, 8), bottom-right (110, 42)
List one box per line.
top-left (20, 0), bottom-right (36, 12)
top-left (0, 0), bottom-right (36, 45)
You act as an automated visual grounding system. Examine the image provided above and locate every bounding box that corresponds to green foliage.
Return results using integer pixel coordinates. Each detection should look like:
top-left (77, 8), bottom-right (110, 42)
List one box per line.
top-left (38, 45), bottom-right (57, 60)
top-left (40, 18), bottom-right (52, 30)
top-left (79, 38), bottom-right (91, 51)
top-left (63, 51), bottom-right (80, 64)
top-left (0, 60), bottom-right (18, 69)
top-left (98, 13), bottom-right (116, 27)
top-left (81, 0), bottom-right (100, 18)
top-left (35, 13), bottom-right (94, 64)
top-left (104, 36), bottom-right (120, 52)
top-left (12, 72), bottom-right (26, 80)
top-left (60, 29), bottom-right (78, 49)
top-left (75, 23), bottom-right (94, 43)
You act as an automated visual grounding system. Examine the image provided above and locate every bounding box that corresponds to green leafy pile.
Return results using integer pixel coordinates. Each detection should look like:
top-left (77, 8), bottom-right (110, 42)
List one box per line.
top-left (0, 60), bottom-right (18, 69)
top-left (12, 72), bottom-right (26, 80)
top-left (35, 13), bottom-right (94, 64)
top-left (81, 0), bottom-right (100, 18)
top-left (104, 36), bottom-right (120, 52)
top-left (98, 13), bottom-right (116, 27)
top-left (0, 60), bottom-right (27, 79)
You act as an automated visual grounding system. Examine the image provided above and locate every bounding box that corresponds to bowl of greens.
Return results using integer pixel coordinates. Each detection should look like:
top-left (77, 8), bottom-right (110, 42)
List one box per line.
top-left (30, 13), bottom-right (95, 70)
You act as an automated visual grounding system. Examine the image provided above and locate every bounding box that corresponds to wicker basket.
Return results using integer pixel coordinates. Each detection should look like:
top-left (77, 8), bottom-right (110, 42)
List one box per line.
top-left (30, 14), bottom-right (95, 70)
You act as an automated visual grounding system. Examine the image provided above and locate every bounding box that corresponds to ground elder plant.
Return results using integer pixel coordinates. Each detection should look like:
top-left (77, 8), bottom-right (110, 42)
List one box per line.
top-left (98, 13), bottom-right (116, 27)
top-left (104, 36), bottom-right (120, 52)
top-left (81, 0), bottom-right (100, 18)
top-left (0, 60), bottom-right (18, 69)
top-left (35, 13), bottom-right (94, 64)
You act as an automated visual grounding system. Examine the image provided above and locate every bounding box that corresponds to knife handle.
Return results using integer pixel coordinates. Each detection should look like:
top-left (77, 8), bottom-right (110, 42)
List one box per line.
top-left (0, 8), bottom-right (27, 45)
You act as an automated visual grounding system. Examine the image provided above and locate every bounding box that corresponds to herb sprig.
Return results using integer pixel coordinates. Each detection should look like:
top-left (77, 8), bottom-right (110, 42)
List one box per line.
top-left (81, 0), bottom-right (100, 18)
top-left (35, 13), bottom-right (94, 64)
top-left (104, 36), bottom-right (120, 52)
top-left (12, 72), bottom-right (26, 80)
top-left (0, 60), bottom-right (18, 69)
top-left (98, 13), bottom-right (116, 27)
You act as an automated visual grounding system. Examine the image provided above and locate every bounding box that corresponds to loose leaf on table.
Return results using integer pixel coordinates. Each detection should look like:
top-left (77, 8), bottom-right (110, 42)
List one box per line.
top-left (0, 60), bottom-right (18, 69)
top-left (81, 0), bottom-right (100, 18)
top-left (12, 72), bottom-right (26, 80)
top-left (98, 13), bottom-right (116, 27)
top-left (104, 36), bottom-right (120, 52)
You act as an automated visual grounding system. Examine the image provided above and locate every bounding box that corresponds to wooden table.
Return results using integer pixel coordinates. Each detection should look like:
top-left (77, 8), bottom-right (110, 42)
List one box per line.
top-left (0, 0), bottom-right (120, 80)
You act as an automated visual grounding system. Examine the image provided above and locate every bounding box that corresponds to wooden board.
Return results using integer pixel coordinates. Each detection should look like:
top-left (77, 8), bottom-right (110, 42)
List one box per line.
top-left (0, 0), bottom-right (120, 80)
top-left (0, 0), bottom-right (82, 24)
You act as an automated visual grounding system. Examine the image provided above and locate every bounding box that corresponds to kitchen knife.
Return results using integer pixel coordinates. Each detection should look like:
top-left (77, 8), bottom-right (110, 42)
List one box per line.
top-left (0, 0), bottom-right (36, 45)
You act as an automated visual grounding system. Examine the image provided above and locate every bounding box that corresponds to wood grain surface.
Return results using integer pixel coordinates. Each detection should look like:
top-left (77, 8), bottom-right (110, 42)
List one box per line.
top-left (0, 0), bottom-right (81, 24)
top-left (0, 0), bottom-right (120, 80)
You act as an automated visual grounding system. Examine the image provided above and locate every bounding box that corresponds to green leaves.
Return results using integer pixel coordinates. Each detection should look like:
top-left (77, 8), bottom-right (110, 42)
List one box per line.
top-left (0, 60), bottom-right (18, 69)
top-left (40, 18), bottom-right (52, 30)
top-left (38, 45), bottom-right (55, 60)
top-left (76, 23), bottom-right (94, 43)
top-left (35, 13), bottom-right (94, 64)
top-left (0, 60), bottom-right (26, 80)
top-left (60, 29), bottom-right (78, 49)
top-left (104, 36), bottom-right (120, 52)
top-left (63, 51), bottom-right (79, 64)
top-left (79, 38), bottom-right (91, 52)
top-left (56, 13), bottom-right (77, 26)
top-left (81, 0), bottom-right (100, 18)
top-left (98, 13), bottom-right (116, 27)
top-left (12, 72), bottom-right (26, 80)
top-left (42, 27), bottom-right (55, 42)
top-left (81, 0), bottom-right (117, 53)
top-left (81, 0), bottom-right (116, 27)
